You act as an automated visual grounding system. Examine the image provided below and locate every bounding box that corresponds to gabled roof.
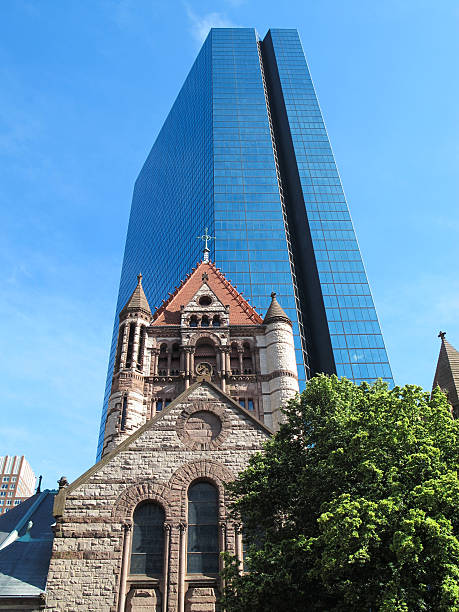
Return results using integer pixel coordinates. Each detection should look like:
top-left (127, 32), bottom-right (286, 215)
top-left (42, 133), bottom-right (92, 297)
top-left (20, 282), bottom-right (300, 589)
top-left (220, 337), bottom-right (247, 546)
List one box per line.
top-left (0, 490), bottom-right (56, 599)
top-left (433, 332), bottom-right (459, 415)
top-left (54, 379), bottom-right (272, 517)
top-left (120, 273), bottom-right (151, 318)
top-left (152, 261), bottom-right (263, 326)
top-left (263, 292), bottom-right (291, 325)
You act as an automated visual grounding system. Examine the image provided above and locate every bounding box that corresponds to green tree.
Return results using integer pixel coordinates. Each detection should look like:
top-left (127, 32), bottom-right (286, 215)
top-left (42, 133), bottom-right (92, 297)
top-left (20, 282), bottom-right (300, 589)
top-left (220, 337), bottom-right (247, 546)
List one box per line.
top-left (221, 375), bottom-right (459, 612)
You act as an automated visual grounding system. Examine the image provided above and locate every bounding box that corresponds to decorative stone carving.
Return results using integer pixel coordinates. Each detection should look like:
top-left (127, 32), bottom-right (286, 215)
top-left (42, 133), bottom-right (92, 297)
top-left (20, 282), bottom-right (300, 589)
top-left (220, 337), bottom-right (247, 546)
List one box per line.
top-left (176, 403), bottom-right (229, 450)
top-left (185, 586), bottom-right (216, 612)
top-left (126, 587), bottom-right (161, 611)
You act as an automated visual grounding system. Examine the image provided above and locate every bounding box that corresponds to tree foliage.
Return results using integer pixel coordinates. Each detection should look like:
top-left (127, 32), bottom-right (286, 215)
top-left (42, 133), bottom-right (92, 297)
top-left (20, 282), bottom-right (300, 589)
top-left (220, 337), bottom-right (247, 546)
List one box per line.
top-left (221, 376), bottom-right (459, 611)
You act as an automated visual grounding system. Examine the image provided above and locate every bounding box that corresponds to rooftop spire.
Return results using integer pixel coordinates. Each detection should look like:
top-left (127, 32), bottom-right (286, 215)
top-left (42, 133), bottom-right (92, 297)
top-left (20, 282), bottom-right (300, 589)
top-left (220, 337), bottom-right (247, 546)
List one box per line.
top-left (196, 227), bottom-right (215, 263)
top-left (120, 273), bottom-right (152, 318)
top-left (433, 332), bottom-right (459, 418)
top-left (263, 292), bottom-right (291, 326)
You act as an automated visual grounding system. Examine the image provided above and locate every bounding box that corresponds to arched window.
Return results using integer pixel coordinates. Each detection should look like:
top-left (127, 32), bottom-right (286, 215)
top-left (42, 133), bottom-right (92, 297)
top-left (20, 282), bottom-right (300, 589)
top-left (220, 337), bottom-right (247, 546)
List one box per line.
top-left (170, 343), bottom-right (180, 374)
top-left (189, 315), bottom-right (198, 327)
top-left (195, 339), bottom-right (217, 370)
top-left (114, 324), bottom-right (124, 372)
top-left (243, 342), bottom-right (253, 374)
top-left (187, 482), bottom-right (219, 574)
top-left (158, 343), bottom-right (168, 375)
top-left (130, 502), bottom-right (165, 576)
top-left (201, 315), bottom-right (210, 327)
top-left (125, 323), bottom-right (136, 368)
top-left (212, 315), bottom-right (221, 327)
top-left (230, 343), bottom-right (239, 374)
top-left (136, 326), bottom-right (146, 372)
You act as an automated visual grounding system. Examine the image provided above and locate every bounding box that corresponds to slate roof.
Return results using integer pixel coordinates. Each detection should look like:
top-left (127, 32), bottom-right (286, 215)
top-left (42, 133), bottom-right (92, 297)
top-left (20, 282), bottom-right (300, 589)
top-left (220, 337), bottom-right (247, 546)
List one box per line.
top-left (263, 292), bottom-right (291, 326)
top-left (120, 273), bottom-right (152, 318)
top-left (432, 333), bottom-right (459, 417)
top-left (151, 261), bottom-right (263, 326)
top-left (0, 490), bottom-right (56, 599)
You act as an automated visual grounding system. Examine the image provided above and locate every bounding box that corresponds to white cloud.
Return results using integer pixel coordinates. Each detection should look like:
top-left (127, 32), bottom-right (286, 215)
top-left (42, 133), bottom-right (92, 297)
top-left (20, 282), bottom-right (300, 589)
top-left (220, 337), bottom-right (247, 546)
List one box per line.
top-left (185, 4), bottom-right (238, 44)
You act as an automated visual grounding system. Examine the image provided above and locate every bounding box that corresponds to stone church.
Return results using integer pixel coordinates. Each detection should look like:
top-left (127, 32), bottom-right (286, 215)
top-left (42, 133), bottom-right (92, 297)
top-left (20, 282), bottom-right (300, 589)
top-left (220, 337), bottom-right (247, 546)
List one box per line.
top-left (0, 259), bottom-right (299, 611)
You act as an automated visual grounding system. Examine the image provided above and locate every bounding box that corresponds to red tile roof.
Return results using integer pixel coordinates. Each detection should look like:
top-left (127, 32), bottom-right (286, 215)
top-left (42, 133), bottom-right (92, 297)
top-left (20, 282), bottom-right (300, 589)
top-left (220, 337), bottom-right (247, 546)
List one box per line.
top-left (152, 261), bottom-right (263, 326)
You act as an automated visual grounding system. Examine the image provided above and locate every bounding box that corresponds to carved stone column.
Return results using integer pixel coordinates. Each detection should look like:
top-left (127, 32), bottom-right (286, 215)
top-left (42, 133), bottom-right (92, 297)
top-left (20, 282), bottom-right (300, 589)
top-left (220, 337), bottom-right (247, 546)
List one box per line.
top-left (178, 523), bottom-right (187, 612)
top-left (218, 521), bottom-right (227, 573)
top-left (183, 347), bottom-right (192, 389)
top-left (117, 521), bottom-right (132, 612)
top-left (167, 351), bottom-right (172, 376)
top-left (237, 347), bottom-right (244, 373)
top-left (150, 348), bottom-right (159, 376)
top-left (234, 524), bottom-right (243, 573)
top-left (162, 523), bottom-right (172, 612)
top-left (131, 324), bottom-right (141, 370)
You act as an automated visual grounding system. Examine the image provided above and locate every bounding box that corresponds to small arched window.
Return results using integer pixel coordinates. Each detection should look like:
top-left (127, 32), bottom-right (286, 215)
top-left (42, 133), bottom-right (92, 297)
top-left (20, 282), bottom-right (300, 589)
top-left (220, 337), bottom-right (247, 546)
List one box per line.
top-left (190, 315), bottom-right (198, 327)
top-left (212, 315), bottom-right (221, 327)
top-left (230, 343), bottom-right (239, 374)
top-left (158, 343), bottom-right (168, 375)
top-left (125, 323), bottom-right (136, 368)
top-left (130, 502), bottom-right (165, 576)
top-left (201, 315), bottom-right (210, 327)
top-left (243, 342), bottom-right (253, 374)
top-left (136, 326), bottom-right (146, 371)
top-left (114, 324), bottom-right (124, 372)
top-left (187, 482), bottom-right (219, 574)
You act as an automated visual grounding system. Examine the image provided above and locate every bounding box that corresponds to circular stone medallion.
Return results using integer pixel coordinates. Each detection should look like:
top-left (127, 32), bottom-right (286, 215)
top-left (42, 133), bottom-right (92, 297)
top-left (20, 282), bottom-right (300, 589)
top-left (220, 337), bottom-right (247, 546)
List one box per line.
top-left (186, 411), bottom-right (222, 445)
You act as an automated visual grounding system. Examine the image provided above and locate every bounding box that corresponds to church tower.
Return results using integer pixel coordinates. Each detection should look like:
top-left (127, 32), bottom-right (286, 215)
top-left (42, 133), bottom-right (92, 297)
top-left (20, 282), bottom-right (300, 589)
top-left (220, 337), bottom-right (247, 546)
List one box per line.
top-left (44, 260), bottom-right (299, 612)
top-left (102, 260), bottom-right (299, 457)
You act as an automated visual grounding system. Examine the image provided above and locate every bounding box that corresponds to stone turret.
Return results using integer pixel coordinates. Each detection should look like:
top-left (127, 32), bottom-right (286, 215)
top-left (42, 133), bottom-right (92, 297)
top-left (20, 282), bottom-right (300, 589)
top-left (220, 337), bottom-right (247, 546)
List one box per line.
top-left (103, 274), bottom-right (152, 456)
top-left (261, 292), bottom-right (299, 431)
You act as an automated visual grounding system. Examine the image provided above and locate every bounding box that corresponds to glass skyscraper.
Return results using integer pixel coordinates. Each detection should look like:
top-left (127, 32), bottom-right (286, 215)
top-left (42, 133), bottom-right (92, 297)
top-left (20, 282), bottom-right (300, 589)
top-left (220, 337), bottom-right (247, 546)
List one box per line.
top-left (97, 28), bottom-right (393, 457)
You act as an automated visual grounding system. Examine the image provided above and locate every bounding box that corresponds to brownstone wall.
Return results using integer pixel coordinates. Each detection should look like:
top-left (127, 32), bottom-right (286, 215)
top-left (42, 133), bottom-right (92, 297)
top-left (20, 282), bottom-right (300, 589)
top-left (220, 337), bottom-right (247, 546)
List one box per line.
top-left (45, 384), bottom-right (270, 611)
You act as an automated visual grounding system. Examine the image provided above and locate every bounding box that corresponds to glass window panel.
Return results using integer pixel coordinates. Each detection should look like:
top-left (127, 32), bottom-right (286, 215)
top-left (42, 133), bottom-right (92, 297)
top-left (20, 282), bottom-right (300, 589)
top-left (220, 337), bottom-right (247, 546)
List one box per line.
top-left (187, 482), bottom-right (219, 574)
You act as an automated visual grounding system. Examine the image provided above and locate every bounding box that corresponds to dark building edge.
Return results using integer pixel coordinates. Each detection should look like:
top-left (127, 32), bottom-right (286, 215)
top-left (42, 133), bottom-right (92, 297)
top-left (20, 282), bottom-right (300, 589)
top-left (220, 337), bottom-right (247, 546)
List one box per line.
top-left (260, 30), bottom-right (336, 377)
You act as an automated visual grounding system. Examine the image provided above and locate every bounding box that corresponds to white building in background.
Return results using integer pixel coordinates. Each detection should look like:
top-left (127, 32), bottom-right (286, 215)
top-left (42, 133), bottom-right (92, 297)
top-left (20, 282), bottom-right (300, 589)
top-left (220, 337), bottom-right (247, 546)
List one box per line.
top-left (0, 456), bottom-right (36, 514)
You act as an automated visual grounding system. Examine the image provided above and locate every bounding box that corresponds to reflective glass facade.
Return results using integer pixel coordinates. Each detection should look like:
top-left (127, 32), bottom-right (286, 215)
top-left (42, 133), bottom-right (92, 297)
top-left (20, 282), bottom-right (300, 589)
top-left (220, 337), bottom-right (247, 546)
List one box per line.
top-left (97, 28), bottom-right (393, 457)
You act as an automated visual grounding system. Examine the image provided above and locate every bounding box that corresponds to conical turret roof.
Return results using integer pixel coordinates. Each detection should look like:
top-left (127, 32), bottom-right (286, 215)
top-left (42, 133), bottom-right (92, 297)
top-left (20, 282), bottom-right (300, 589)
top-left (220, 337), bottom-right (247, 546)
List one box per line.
top-left (432, 331), bottom-right (459, 417)
top-left (263, 292), bottom-right (291, 326)
top-left (120, 274), bottom-right (151, 318)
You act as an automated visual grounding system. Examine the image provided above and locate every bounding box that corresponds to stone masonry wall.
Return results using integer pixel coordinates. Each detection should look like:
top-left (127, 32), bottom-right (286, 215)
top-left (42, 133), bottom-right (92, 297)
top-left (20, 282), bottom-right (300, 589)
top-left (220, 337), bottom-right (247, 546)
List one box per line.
top-left (45, 383), bottom-right (270, 612)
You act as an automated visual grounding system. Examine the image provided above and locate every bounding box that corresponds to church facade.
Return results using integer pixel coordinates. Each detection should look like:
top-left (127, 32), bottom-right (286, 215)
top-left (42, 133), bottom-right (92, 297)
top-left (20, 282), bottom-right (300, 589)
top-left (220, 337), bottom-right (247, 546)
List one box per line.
top-left (42, 260), bottom-right (299, 611)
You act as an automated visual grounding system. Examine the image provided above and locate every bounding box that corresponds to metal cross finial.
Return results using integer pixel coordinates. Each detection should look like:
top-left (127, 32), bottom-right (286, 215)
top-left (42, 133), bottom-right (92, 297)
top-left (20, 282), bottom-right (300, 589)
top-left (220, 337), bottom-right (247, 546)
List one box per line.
top-left (196, 227), bottom-right (215, 263)
top-left (438, 330), bottom-right (446, 340)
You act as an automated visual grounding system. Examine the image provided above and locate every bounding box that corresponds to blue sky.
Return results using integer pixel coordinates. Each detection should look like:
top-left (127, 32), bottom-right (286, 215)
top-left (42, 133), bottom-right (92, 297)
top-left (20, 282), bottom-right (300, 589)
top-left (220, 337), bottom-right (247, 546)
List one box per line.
top-left (1, 0), bottom-right (458, 488)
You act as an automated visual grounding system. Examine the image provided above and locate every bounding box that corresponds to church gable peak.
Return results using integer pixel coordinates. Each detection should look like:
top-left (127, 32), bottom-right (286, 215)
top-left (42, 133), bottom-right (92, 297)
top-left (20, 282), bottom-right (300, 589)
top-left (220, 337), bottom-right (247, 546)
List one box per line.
top-left (152, 261), bottom-right (263, 326)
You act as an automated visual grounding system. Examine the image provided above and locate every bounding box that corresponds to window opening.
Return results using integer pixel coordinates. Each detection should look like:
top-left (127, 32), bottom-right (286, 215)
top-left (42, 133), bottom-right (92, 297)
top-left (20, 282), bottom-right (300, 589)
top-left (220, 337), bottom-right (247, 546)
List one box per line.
top-left (187, 482), bottom-right (219, 574)
top-left (130, 502), bottom-right (165, 576)
top-left (136, 326), bottom-right (146, 371)
top-left (114, 324), bottom-right (124, 372)
top-left (120, 396), bottom-right (128, 431)
top-left (125, 323), bottom-right (136, 368)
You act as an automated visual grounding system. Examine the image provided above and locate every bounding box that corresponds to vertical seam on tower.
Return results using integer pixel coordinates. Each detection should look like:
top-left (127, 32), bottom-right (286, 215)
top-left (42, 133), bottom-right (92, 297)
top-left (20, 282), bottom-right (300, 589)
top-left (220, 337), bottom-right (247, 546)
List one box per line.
top-left (256, 40), bottom-right (309, 378)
